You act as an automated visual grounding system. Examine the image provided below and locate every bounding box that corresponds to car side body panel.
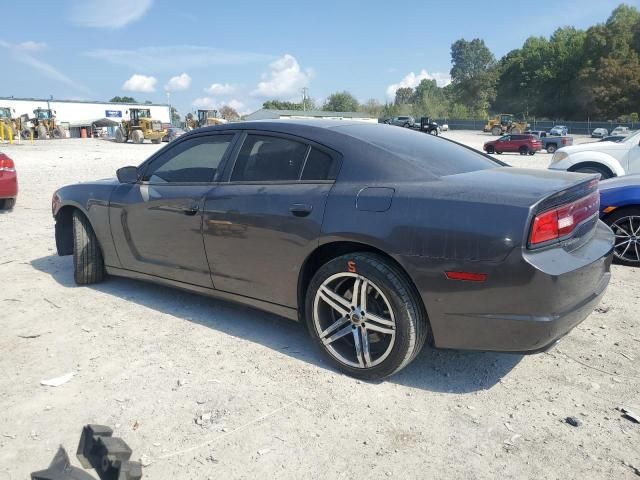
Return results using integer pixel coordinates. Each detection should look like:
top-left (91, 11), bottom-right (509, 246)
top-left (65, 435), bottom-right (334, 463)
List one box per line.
top-left (549, 150), bottom-right (626, 176)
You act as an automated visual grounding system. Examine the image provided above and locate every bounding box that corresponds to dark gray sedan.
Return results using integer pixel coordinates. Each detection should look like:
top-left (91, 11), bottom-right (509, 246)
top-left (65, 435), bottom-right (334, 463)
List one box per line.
top-left (52, 120), bottom-right (613, 379)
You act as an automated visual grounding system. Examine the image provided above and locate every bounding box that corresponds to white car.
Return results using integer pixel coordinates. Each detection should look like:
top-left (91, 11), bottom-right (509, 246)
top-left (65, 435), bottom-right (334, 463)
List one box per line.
top-left (548, 129), bottom-right (640, 179)
top-left (441, 123), bottom-right (449, 132)
top-left (611, 126), bottom-right (630, 136)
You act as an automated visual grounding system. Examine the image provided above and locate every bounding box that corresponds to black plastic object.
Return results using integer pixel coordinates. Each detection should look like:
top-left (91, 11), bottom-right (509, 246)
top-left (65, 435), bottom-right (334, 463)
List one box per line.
top-left (31, 446), bottom-right (96, 480)
top-left (76, 425), bottom-right (142, 480)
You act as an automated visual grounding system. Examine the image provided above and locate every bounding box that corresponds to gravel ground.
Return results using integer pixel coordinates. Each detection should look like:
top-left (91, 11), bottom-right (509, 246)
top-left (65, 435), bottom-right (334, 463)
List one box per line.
top-left (1, 131), bottom-right (639, 479)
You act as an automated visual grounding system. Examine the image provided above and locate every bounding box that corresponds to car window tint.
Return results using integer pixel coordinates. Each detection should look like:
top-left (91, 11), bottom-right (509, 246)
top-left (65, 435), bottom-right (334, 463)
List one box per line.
top-left (145, 135), bottom-right (233, 183)
top-left (231, 135), bottom-right (308, 182)
top-left (301, 148), bottom-right (334, 181)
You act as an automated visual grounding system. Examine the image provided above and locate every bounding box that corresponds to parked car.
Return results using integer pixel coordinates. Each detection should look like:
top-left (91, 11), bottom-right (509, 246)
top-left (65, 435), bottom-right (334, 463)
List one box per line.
top-left (385, 116), bottom-right (415, 127)
top-left (549, 125), bottom-right (569, 136)
top-left (440, 123), bottom-right (449, 132)
top-left (163, 127), bottom-right (186, 143)
top-left (483, 134), bottom-right (542, 155)
top-left (591, 128), bottom-right (609, 138)
top-left (52, 120), bottom-right (613, 379)
top-left (525, 130), bottom-right (573, 153)
top-left (0, 152), bottom-right (17, 210)
top-left (611, 126), bottom-right (630, 137)
top-left (410, 117), bottom-right (439, 135)
top-left (549, 129), bottom-right (640, 179)
top-left (599, 174), bottom-right (640, 266)
top-left (599, 135), bottom-right (627, 143)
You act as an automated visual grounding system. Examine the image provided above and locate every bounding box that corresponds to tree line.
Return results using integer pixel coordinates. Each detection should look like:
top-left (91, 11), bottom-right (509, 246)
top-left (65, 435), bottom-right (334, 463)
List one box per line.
top-left (263, 3), bottom-right (640, 121)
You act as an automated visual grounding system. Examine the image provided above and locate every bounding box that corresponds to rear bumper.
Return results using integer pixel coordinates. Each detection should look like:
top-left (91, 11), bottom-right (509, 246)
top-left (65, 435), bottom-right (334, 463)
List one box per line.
top-left (0, 174), bottom-right (18, 198)
top-left (400, 221), bottom-right (614, 352)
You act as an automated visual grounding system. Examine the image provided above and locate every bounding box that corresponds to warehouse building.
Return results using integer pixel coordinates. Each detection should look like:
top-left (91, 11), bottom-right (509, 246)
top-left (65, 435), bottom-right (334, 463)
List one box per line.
top-left (0, 97), bottom-right (170, 138)
top-left (245, 109), bottom-right (377, 123)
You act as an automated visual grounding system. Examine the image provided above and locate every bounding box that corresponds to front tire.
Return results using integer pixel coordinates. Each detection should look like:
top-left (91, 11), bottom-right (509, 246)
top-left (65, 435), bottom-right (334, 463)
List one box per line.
top-left (603, 208), bottom-right (640, 267)
top-left (519, 146), bottom-right (529, 155)
top-left (571, 164), bottom-right (612, 180)
top-left (491, 126), bottom-right (501, 136)
top-left (131, 130), bottom-right (144, 144)
top-left (37, 125), bottom-right (47, 140)
top-left (486, 146), bottom-right (495, 154)
top-left (305, 253), bottom-right (428, 380)
top-left (546, 144), bottom-right (557, 154)
top-left (0, 198), bottom-right (16, 210)
top-left (72, 211), bottom-right (105, 285)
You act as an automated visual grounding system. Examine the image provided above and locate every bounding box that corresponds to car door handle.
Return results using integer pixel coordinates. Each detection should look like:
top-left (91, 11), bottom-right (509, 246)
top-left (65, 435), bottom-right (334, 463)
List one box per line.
top-left (183, 205), bottom-right (199, 216)
top-left (289, 203), bottom-right (313, 217)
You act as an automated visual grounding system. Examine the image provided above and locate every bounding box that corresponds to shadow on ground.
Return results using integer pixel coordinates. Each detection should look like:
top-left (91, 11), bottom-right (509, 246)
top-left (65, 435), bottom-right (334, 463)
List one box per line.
top-left (31, 254), bottom-right (522, 394)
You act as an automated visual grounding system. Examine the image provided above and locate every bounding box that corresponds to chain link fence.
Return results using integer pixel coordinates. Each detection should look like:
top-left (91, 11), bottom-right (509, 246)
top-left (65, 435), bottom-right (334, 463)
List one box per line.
top-left (434, 119), bottom-right (637, 135)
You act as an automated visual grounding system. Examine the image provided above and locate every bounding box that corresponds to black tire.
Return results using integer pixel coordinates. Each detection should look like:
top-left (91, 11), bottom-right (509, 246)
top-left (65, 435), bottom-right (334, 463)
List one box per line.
top-left (429, 128), bottom-right (438, 136)
top-left (151, 138), bottom-right (162, 144)
top-left (131, 130), bottom-right (144, 144)
top-left (486, 146), bottom-right (495, 154)
top-left (603, 207), bottom-right (640, 267)
top-left (21, 129), bottom-right (31, 140)
top-left (72, 211), bottom-right (105, 285)
top-left (37, 125), bottom-right (47, 140)
top-left (546, 144), bottom-right (557, 154)
top-left (496, 151), bottom-right (502, 154)
top-left (528, 150), bottom-right (536, 156)
top-left (571, 164), bottom-right (613, 180)
top-left (491, 126), bottom-right (502, 136)
top-left (0, 198), bottom-right (16, 210)
top-left (52, 128), bottom-right (63, 139)
top-left (519, 146), bottom-right (528, 155)
top-left (305, 253), bottom-right (429, 380)
top-left (115, 128), bottom-right (127, 143)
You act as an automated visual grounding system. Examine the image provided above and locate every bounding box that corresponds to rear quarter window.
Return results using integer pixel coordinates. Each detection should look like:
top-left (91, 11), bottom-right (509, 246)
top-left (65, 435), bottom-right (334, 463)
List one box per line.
top-left (338, 124), bottom-right (501, 178)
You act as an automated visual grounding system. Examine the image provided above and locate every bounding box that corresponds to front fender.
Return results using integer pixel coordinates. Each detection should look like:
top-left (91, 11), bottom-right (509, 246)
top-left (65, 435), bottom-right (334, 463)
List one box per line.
top-left (550, 151), bottom-right (625, 176)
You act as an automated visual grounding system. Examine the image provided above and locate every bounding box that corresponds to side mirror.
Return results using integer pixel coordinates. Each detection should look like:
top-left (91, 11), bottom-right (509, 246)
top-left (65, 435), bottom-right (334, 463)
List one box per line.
top-left (116, 166), bottom-right (139, 184)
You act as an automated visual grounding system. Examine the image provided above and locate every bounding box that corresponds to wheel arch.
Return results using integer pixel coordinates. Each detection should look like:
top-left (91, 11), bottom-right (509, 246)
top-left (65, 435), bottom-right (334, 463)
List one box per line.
top-left (564, 152), bottom-right (624, 177)
top-left (568, 161), bottom-right (615, 178)
top-left (601, 204), bottom-right (640, 223)
top-left (297, 240), bottom-right (428, 324)
top-left (54, 203), bottom-right (98, 256)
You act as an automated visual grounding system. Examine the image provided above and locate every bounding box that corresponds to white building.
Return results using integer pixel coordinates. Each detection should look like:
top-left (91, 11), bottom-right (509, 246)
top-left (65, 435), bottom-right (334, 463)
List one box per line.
top-left (0, 96), bottom-right (170, 137)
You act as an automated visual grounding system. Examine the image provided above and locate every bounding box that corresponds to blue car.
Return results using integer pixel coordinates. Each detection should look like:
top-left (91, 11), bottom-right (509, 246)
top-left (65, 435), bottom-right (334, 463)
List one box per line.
top-left (549, 125), bottom-right (568, 136)
top-left (599, 174), bottom-right (640, 266)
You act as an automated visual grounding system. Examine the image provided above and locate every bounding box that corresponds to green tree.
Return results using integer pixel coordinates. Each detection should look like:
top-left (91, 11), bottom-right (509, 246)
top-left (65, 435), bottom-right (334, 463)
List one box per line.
top-left (323, 91), bottom-right (359, 112)
top-left (359, 98), bottom-right (384, 117)
top-left (170, 106), bottom-right (180, 124)
top-left (394, 87), bottom-right (414, 105)
top-left (220, 105), bottom-right (240, 121)
top-left (109, 96), bottom-right (137, 103)
top-left (450, 38), bottom-right (498, 117)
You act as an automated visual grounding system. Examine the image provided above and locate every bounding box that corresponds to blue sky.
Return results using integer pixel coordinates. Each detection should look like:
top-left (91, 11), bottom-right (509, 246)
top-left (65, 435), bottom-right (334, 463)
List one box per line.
top-left (0, 0), bottom-right (631, 116)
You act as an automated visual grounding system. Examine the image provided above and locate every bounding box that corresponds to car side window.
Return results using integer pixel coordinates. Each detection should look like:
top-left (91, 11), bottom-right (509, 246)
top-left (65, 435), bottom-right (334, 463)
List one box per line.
top-left (143, 135), bottom-right (233, 183)
top-left (301, 147), bottom-right (335, 181)
top-left (231, 135), bottom-right (308, 182)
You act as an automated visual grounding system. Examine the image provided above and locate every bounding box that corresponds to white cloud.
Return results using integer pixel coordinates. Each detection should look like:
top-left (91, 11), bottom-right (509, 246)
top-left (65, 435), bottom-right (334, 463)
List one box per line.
top-left (0, 40), bottom-right (90, 94)
top-left (251, 54), bottom-right (312, 99)
top-left (165, 73), bottom-right (191, 91)
top-left (122, 74), bottom-right (157, 92)
top-left (205, 83), bottom-right (236, 95)
top-left (85, 46), bottom-right (271, 72)
top-left (70, 0), bottom-right (152, 28)
top-left (226, 99), bottom-right (246, 112)
top-left (192, 97), bottom-right (217, 109)
top-left (386, 69), bottom-right (451, 98)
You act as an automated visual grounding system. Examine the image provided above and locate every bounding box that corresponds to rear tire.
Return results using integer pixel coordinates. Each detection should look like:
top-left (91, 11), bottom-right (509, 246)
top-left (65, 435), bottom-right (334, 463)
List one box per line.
top-left (528, 150), bottom-right (536, 156)
top-left (603, 207), bottom-right (640, 267)
top-left (52, 128), bottom-right (63, 139)
top-left (486, 146), bottom-right (495, 154)
top-left (519, 146), bottom-right (529, 155)
top-left (491, 126), bottom-right (501, 136)
top-left (305, 253), bottom-right (429, 380)
top-left (131, 130), bottom-right (144, 144)
top-left (72, 211), bottom-right (105, 285)
top-left (115, 128), bottom-right (127, 143)
top-left (151, 138), bottom-right (162, 144)
top-left (546, 144), bottom-right (557, 154)
top-left (0, 198), bottom-right (16, 210)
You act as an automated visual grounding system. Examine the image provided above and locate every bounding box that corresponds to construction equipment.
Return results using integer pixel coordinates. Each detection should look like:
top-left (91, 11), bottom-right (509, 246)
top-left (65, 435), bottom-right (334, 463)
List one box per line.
top-left (21, 108), bottom-right (64, 140)
top-left (185, 109), bottom-right (225, 130)
top-left (0, 107), bottom-right (18, 141)
top-left (483, 114), bottom-right (528, 136)
top-left (115, 108), bottom-right (166, 144)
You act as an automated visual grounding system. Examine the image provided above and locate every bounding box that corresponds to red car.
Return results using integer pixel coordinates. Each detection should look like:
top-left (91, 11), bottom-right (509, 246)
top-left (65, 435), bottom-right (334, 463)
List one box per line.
top-left (0, 152), bottom-right (18, 210)
top-left (484, 134), bottom-right (542, 155)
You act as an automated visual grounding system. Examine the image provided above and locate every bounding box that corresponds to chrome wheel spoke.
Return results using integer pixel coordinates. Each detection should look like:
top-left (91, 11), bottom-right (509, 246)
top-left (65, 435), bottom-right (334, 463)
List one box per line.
top-left (322, 324), bottom-right (353, 345)
top-left (365, 322), bottom-right (395, 335)
top-left (634, 242), bottom-right (640, 262)
top-left (361, 328), bottom-right (372, 366)
top-left (366, 312), bottom-right (395, 327)
top-left (319, 286), bottom-right (350, 316)
top-left (621, 241), bottom-right (632, 259)
top-left (615, 239), bottom-right (632, 248)
top-left (615, 224), bottom-right (631, 236)
top-left (351, 277), bottom-right (362, 307)
top-left (353, 327), bottom-right (365, 367)
top-left (320, 315), bottom-right (349, 339)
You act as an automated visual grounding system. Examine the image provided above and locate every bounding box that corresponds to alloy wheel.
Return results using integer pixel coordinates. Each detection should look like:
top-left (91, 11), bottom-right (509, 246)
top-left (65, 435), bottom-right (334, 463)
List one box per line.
top-left (611, 215), bottom-right (640, 264)
top-left (313, 272), bottom-right (396, 369)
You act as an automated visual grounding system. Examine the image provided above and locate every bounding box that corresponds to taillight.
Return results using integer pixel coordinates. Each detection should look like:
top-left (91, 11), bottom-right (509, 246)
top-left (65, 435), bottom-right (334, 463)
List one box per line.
top-left (529, 191), bottom-right (600, 247)
top-left (0, 153), bottom-right (15, 172)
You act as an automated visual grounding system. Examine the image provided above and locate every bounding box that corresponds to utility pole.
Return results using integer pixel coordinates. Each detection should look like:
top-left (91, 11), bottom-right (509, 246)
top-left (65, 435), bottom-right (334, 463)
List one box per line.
top-left (166, 91), bottom-right (171, 125)
top-left (301, 87), bottom-right (309, 111)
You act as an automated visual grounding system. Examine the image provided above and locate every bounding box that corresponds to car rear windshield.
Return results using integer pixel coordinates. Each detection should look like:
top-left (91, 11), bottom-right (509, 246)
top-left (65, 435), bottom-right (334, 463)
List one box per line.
top-left (336, 124), bottom-right (502, 178)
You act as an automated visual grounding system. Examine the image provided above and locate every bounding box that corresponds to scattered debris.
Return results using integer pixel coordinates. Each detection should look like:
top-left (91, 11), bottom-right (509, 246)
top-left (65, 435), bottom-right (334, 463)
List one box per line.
top-left (620, 352), bottom-right (635, 361)
top-left (18, 333), bottom-right (41, 339)
top-left (205, 454), bottom-right (218, 463)
top-left (595, 305), bottom-right (610, 314)
top-left (504, 422), bottom-right (514, 432)
top-left (81, 326), bottom-right (91, 333)
top-left (623, 461), bottom-right (640, 476)
top-left (565, 416), bottom-right (582, 427)
top-left (257, 448), bottom-right (271, 456)
top-left (132, 420), bottom-right (140, 431)
top-left (43, 298), bottom-right (61, 309)
top-left (1, 433), bottom-right (16, 439)
top-left (139, 454), bottom-right (152, 467)
top-left (617, 407), bottom-right (640, 424)
top-left (40, 372), bottom-right (75, 387)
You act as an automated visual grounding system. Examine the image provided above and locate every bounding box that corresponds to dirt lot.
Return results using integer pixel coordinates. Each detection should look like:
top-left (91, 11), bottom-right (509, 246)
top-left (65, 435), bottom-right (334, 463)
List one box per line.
top-left (1, 131), bottom-right (639, 479)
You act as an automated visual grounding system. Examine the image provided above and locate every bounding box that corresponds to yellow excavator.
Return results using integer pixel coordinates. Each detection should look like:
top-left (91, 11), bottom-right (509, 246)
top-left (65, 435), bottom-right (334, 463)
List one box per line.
top-left (21, 108), bottom-right (64, 139)
top-left (185, 109), bottom-right (226, 130)
top-left (483, 114), bottom-right (528, 136)
top-left (115, 108), bottom-right (167, 144)
top-left (0, 107), bottom-right (20, 140)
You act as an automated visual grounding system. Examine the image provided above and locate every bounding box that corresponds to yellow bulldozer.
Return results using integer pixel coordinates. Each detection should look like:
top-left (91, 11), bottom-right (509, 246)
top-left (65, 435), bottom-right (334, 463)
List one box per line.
top-left (0, 107), bottom-right (20, 141)
top-left (21, 108), bottom-right (64, 139)
top-left (115, 108), bottom-right (167, 144)
top-left (185, 109), bottom-right (225, 130)
top-left (483, 114), bottom-right (528, 136)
